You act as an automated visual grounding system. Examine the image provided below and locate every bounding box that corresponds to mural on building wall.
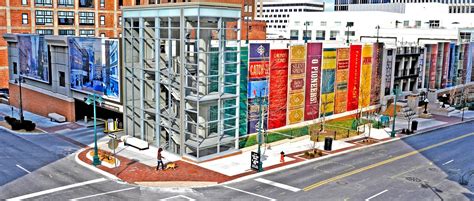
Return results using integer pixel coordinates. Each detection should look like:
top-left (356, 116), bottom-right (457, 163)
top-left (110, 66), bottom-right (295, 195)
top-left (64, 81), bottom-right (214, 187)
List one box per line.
top-left (371, 43), bottom-right (383, 105)
top-left (320, 48), bottom-right (336, 117)
top-left (347, 45), bottom-right (361, 111)
top-left (359, 45), bottom-right (373, 108)
top-left (247, 43), bottom-right (270, 134)
top-left (268, 49), bottom-right (289, 129)
top-left (287, 45), bottom-right (306, 125)
top-left (304, 43), bottom-right (322, 121)
top-left (335, 48), bottom-right (349, 114)
top-left (17, 35), bottom-right (50, 83)
top-left (239, 46), bottom-right (249, 136)
top-left (69, 37), bottom-right (120, 101)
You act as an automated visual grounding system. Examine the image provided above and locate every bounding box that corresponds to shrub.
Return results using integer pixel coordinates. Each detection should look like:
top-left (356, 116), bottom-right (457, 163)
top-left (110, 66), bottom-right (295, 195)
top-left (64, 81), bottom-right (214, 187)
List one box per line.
top-left (5, 116), bottom-right (15, 125)
top-left (308, 152), bottom-right (315, 158)
top-left (23, 120), bottom-right (36, 131)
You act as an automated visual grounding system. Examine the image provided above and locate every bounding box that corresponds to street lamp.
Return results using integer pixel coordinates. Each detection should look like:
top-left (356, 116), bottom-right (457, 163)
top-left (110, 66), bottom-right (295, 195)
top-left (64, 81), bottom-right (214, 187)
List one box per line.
top-left (424, 98), bottom-right (429, 114)
top-left (256, 88), bottom-right (267, 172)
top-left (395, 20), bottom-right (402, 28)
top-left (346, 22), bottom-right (353, 44)
top-left (14, 75), bottom-right (26, 123)
top-left (304, 21), bottom-right (309, 43)
top-left (391, 87), bottom-right (400, 138)
top-left (375, 25), bottom-right (380, 43)
top-left (85, 93), bottom-right (103, 166)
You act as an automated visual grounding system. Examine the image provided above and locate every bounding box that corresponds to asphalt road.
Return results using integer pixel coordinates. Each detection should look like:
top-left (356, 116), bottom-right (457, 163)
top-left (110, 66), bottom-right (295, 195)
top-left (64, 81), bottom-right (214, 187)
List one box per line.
top-left (1, 121), bottom-right (474, 200)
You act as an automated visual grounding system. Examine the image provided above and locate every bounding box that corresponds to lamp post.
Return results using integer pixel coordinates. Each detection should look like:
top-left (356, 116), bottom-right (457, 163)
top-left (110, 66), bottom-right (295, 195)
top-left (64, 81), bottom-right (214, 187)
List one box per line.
top-left (256, 88), bottom-right (266, 172)
top-left (85, 94), bottom-right (103, 166)
top-left (245, 0), bottom-right (249, 44)
top-left (391, 87), bottom-right (400, 138)
top-left (424, 98), bottom-right (429, 114)
top-left (304, 21), bottom-right (309, 43)
top-left (346, 22), bottom-right (353, 44)
top-left (15, 75), bottom-right (26, 123)
top-left (375, 25), bottom-right (380, 43)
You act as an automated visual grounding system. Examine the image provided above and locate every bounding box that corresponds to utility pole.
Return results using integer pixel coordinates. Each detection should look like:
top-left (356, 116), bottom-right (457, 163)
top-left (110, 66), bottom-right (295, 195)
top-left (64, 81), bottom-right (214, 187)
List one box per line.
top-left (15, 75), bottom-right (25, 123)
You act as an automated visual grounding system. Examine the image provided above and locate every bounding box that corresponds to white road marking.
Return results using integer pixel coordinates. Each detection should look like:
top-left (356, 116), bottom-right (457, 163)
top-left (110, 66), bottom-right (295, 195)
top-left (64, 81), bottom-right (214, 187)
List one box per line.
top-left (255, 178), bottom-right (301, 192)
top-left (365, 189), bottom-right (388, 201)
top-left (442, 160), bottom-right (454, 166)
top-left (222, 185), bottom-right (276, 201)
top-left (69, 187), bottom-right (137, 201)
top-left (161, 195), bottom-right (196, 201)
top-left (16, 164), bottom-right (31, 174)
top-left (6, 178), bottom-right (107, 201)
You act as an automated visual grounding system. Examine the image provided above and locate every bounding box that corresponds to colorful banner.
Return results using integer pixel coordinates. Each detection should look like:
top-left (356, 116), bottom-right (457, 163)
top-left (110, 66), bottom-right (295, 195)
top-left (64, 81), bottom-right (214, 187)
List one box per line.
top-left (320, 48), bottom-right (337, 117)
top-left (447, 43), bottom-right (456, 87)
top-left (429, 44), bottom-right (438, 89)
top-left (347, 45), bottom-right (362, 111)
top-left (287, 45), bottom-right (306, 125)
top-left (435, 43), bottom-right (444, 89)
top-left (462, 43), bottom-right (469, 84)
top-left (239, 46), bottom-right (248, 136)
top-left (441, 42), bottom-right (450, 88)
top-left (304, 43), bottom-right (322, 121)
top-left (359, 45), bottom-right (373, 108)
top-left (468, 42), bottom-right (473, 83)
top-left (370, 43), bottom-right (383, 105)
top-left (424, 44), bottom-right (432, 89)
top-left (248, 43), bottom-right (270, 134)
top-left (268, 49), bottom-right (289, 129)
top-left (335, 48), bottom-right (349, 114)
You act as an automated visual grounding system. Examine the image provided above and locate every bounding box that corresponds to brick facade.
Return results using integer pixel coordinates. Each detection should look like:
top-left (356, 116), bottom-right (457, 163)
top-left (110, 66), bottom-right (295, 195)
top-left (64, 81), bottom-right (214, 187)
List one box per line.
top-left (9, 83), bottom-right (75, 122)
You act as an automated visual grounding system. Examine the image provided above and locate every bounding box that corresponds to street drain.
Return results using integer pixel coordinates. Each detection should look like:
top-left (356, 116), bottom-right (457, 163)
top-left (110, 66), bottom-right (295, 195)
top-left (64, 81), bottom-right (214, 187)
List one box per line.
top-left (406, 177), bottom-right (422, 183)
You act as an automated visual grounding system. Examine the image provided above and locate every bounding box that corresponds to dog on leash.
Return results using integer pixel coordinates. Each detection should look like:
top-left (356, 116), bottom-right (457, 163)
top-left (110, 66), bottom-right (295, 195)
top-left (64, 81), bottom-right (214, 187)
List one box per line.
top-left (165, 162), bottom-right (177, 170)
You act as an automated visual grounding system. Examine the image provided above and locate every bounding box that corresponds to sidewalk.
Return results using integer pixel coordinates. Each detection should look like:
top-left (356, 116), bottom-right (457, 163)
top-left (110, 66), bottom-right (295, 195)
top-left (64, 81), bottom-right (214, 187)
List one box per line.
top-left (75, 111), bottom-right (473, 186)
top-left (0, 103), bottom-right (84, 133)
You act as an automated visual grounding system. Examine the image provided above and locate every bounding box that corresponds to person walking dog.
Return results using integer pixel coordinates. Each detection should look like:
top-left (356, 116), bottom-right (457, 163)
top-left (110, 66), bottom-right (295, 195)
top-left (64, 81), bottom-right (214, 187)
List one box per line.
top-left (156, 148), bottom-right (165, 170)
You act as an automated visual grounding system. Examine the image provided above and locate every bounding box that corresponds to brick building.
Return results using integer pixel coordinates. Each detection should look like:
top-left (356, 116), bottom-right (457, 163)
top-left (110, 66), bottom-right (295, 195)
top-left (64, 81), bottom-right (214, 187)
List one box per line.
top-left (0, 0), bottom-right (134, 90)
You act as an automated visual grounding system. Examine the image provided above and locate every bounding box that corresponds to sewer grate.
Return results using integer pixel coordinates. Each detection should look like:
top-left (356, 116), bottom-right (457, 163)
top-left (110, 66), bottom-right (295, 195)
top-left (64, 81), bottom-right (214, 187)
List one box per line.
top-left (406, 177), bottom-right (422, 183)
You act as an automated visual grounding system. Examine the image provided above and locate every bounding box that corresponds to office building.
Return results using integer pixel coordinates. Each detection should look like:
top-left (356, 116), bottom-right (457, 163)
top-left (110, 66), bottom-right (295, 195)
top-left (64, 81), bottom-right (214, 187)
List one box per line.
top-left (335, 0), bottom-right (474, 13)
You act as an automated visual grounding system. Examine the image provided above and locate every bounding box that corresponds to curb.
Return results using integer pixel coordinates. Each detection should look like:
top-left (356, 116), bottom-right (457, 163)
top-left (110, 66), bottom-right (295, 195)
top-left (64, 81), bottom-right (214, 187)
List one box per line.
top-left (74, 147), bottom-right (122, 182)
top-left (220, 118), bottom-right (474, 185)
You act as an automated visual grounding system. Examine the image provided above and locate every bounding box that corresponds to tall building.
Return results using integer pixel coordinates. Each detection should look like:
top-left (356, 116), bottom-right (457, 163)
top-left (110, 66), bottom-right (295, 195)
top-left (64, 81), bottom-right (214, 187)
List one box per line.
top-left (255, 0), bottom-right (325, 38)
top-left (335, 0), bottom-right (474, 13)
top-left (0, 0), bottom-right (131, 90)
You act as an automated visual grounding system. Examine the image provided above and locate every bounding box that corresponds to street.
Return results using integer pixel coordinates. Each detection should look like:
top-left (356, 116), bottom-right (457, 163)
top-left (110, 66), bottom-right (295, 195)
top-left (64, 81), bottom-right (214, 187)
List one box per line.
top-left (1, 121), bottom-right (474, 200)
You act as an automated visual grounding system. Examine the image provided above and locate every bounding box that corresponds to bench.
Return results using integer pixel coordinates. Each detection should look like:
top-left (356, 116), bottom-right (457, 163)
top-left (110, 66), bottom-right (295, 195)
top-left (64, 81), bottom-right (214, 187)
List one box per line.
top-left (124, 136), bottom-right (149, 150)
top-left (48, 113), bottom-right (66, 122)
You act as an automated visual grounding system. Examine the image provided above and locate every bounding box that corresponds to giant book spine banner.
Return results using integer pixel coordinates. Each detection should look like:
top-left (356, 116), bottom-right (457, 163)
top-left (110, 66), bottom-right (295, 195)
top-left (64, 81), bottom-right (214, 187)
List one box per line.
top-left (287, 45), bottom-right (306, 125)
top-left (304, 43), bottom-right (322, 121)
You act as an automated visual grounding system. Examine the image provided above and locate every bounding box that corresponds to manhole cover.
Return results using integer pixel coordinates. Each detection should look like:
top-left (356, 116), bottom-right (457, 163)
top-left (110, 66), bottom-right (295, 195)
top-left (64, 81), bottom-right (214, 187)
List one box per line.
top-left (406, 177), bottom-right (422, 183)
top-left (428, 167), bottom-right (438, 172)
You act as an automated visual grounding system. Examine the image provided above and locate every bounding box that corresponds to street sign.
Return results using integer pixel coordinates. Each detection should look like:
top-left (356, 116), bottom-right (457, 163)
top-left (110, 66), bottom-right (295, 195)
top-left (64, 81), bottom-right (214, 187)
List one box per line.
top-left (108, 133), bottom-right (117, 139)
top-left (251, 151), bottom-right (260, 171)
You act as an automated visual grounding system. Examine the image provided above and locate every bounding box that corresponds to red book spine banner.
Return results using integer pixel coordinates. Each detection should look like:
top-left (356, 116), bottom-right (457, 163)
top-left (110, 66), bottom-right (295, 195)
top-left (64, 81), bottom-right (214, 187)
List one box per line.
top-left (335, 48), bottom-right (350, 114)
top-left (370, 43), bottom-right (383, 106)
top-left (347, 45), bottom-right (362, 111)
top-left (304, 43), bottom-right (322, 121)
top-left (359, 45), bottom-right (373, 108)
top-left (429, 44), bottom-right (438, 89)
top-left (441, 42), bottom-right (450, 88)
top-left (268, 49), bottom-right (289, 129)
top-left (287, 45), bottom-right (306, 125)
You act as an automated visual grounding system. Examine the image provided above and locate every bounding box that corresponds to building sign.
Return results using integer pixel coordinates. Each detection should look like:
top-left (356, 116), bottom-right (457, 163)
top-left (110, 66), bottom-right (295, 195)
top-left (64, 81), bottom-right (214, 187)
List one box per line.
top-left (304, 43), bottom-right (322, 121)
top-left (17, 35), bottom-right (50, 83)
top-left (69, 37), bottom-right (120, 101)
top-left (268, 49), bottom-right (289, 129)
top-left (347, 45), bottom-right (361, 111)
top-left (287, 45), bottom-right (306, 124)
top-left (249, 61), bottom-right (269, 79)
top-left (320, 48), bottom-right (336, 117)
top-left (248, 43), bottom-right (270, 134)
top-left (359, 45), bottom-right (373, 108)
top-left (251, 151), bottom-right (260, 171)
top-left (335, 48), bottom-right (350, 114)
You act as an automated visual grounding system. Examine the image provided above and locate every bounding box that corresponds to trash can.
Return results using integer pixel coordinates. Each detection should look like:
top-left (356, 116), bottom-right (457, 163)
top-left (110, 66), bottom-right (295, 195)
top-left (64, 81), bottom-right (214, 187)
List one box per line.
top-left (324, 137), bottom-right (333, 151)
top-left (411, 120), bottom-right (418, 131)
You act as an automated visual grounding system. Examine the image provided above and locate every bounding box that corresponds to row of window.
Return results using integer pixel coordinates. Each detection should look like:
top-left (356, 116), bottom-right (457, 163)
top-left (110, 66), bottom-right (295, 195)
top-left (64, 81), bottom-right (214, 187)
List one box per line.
top-left (267, 25), bottom-right (286, 29)
top-left (290, 30), bottom-right (355, 40)
top-left (35, 29), bottom-right (99, 36)
top-left (294, 21), bottom-right (345, 27)
top-left (21, 11), bottom-right (122, 27)
top-left (22, 0), bottom-right (104, 8)
top-left (265, 19), bottom-right (288, 24)
top-left (260, 8), bottom-right (304, 13)
top-left (449, 6), bottom-right (474, 13)
top-left (258, 14), bottom-right (290, 18)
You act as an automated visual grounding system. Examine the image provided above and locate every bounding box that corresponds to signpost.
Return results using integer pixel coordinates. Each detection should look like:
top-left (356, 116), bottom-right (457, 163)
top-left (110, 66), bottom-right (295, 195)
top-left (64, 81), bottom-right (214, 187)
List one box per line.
top-left (251, 151), bottom-right (260, 171)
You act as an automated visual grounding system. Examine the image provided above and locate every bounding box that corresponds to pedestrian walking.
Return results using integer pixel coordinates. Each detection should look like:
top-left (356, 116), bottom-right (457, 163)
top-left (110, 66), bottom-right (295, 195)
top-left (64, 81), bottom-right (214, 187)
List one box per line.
top-left (280, 151), bottom-right (285, 163)
top-left (156, 148), bottom-right (165, 170)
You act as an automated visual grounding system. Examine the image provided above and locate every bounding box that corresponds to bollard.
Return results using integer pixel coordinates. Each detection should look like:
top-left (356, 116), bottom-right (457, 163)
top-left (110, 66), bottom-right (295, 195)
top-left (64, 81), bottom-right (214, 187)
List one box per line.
top-left (347, 130), bottom-right (350, 138)
top-left (334, 131), bottom-right (337, 140)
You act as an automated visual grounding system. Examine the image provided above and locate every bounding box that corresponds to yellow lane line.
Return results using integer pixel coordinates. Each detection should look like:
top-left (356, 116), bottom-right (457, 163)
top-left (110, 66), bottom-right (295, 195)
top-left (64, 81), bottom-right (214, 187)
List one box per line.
top-left (303, 132), bottom-right (474, 191)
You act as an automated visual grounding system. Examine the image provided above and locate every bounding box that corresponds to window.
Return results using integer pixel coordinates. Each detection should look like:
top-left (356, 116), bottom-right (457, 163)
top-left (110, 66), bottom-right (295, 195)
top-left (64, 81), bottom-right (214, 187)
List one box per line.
top-left (13, 62), bottom-right (17, 75)
top-left (294, 21), bottom-right (300, 26)
top-left (403, 20), bottom-right (409, 27)
top-left (415, 21), bottom-right (421, 28)
top-left (209, 105), bottom-right (218, 134)
top-left (22, 0), bottom-right (28, 5)
top-left (335, 21), bottom-right (341, 26)
top-left (320, 21), bottom-right (327, 26)
top-left (316, 30), bottom-right (325, 40)
top-left (59, 71), bottom-right (65, 87)
top-left (428, 20), bottom-right (440, 28)
top-left (36, 29), bottom-right (53, 35)
top-left (118, 16), bottom-right (122, 26)
top-left (35, 10), bottom-right (53, 25)
top-left (22, 14), bottom-right (28, 25)
top-left (290, 30), bottom-right (299, 40)
top-left (58, 11), bottom-right (74, 25)
top-left (35, 0), bottom-right (52, 6)
top-left (344, 31), bottom-right (355, 36)
top-left (100, 33), bottom-right (106, 37)
top-left (79, 12), bottom-right (95, 25)
top-left (79, 29), bottom-right (95, 36)
top-left (303, 30), bottom-right (312, 40)
top-left (79, 0), bottom-right (93, 7)
top-left (330, 30), bottom-right (339, 40)
top-left (59, 29), bottom-right (75, 35)
top-left (100, 15), bottom-right (105, 25)
top-left (460, 32), bottom-right (471, 42)
top-left (100, 0), bottom-right (105, 7)
top-left (58, 0), bottom-right (74, 7)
